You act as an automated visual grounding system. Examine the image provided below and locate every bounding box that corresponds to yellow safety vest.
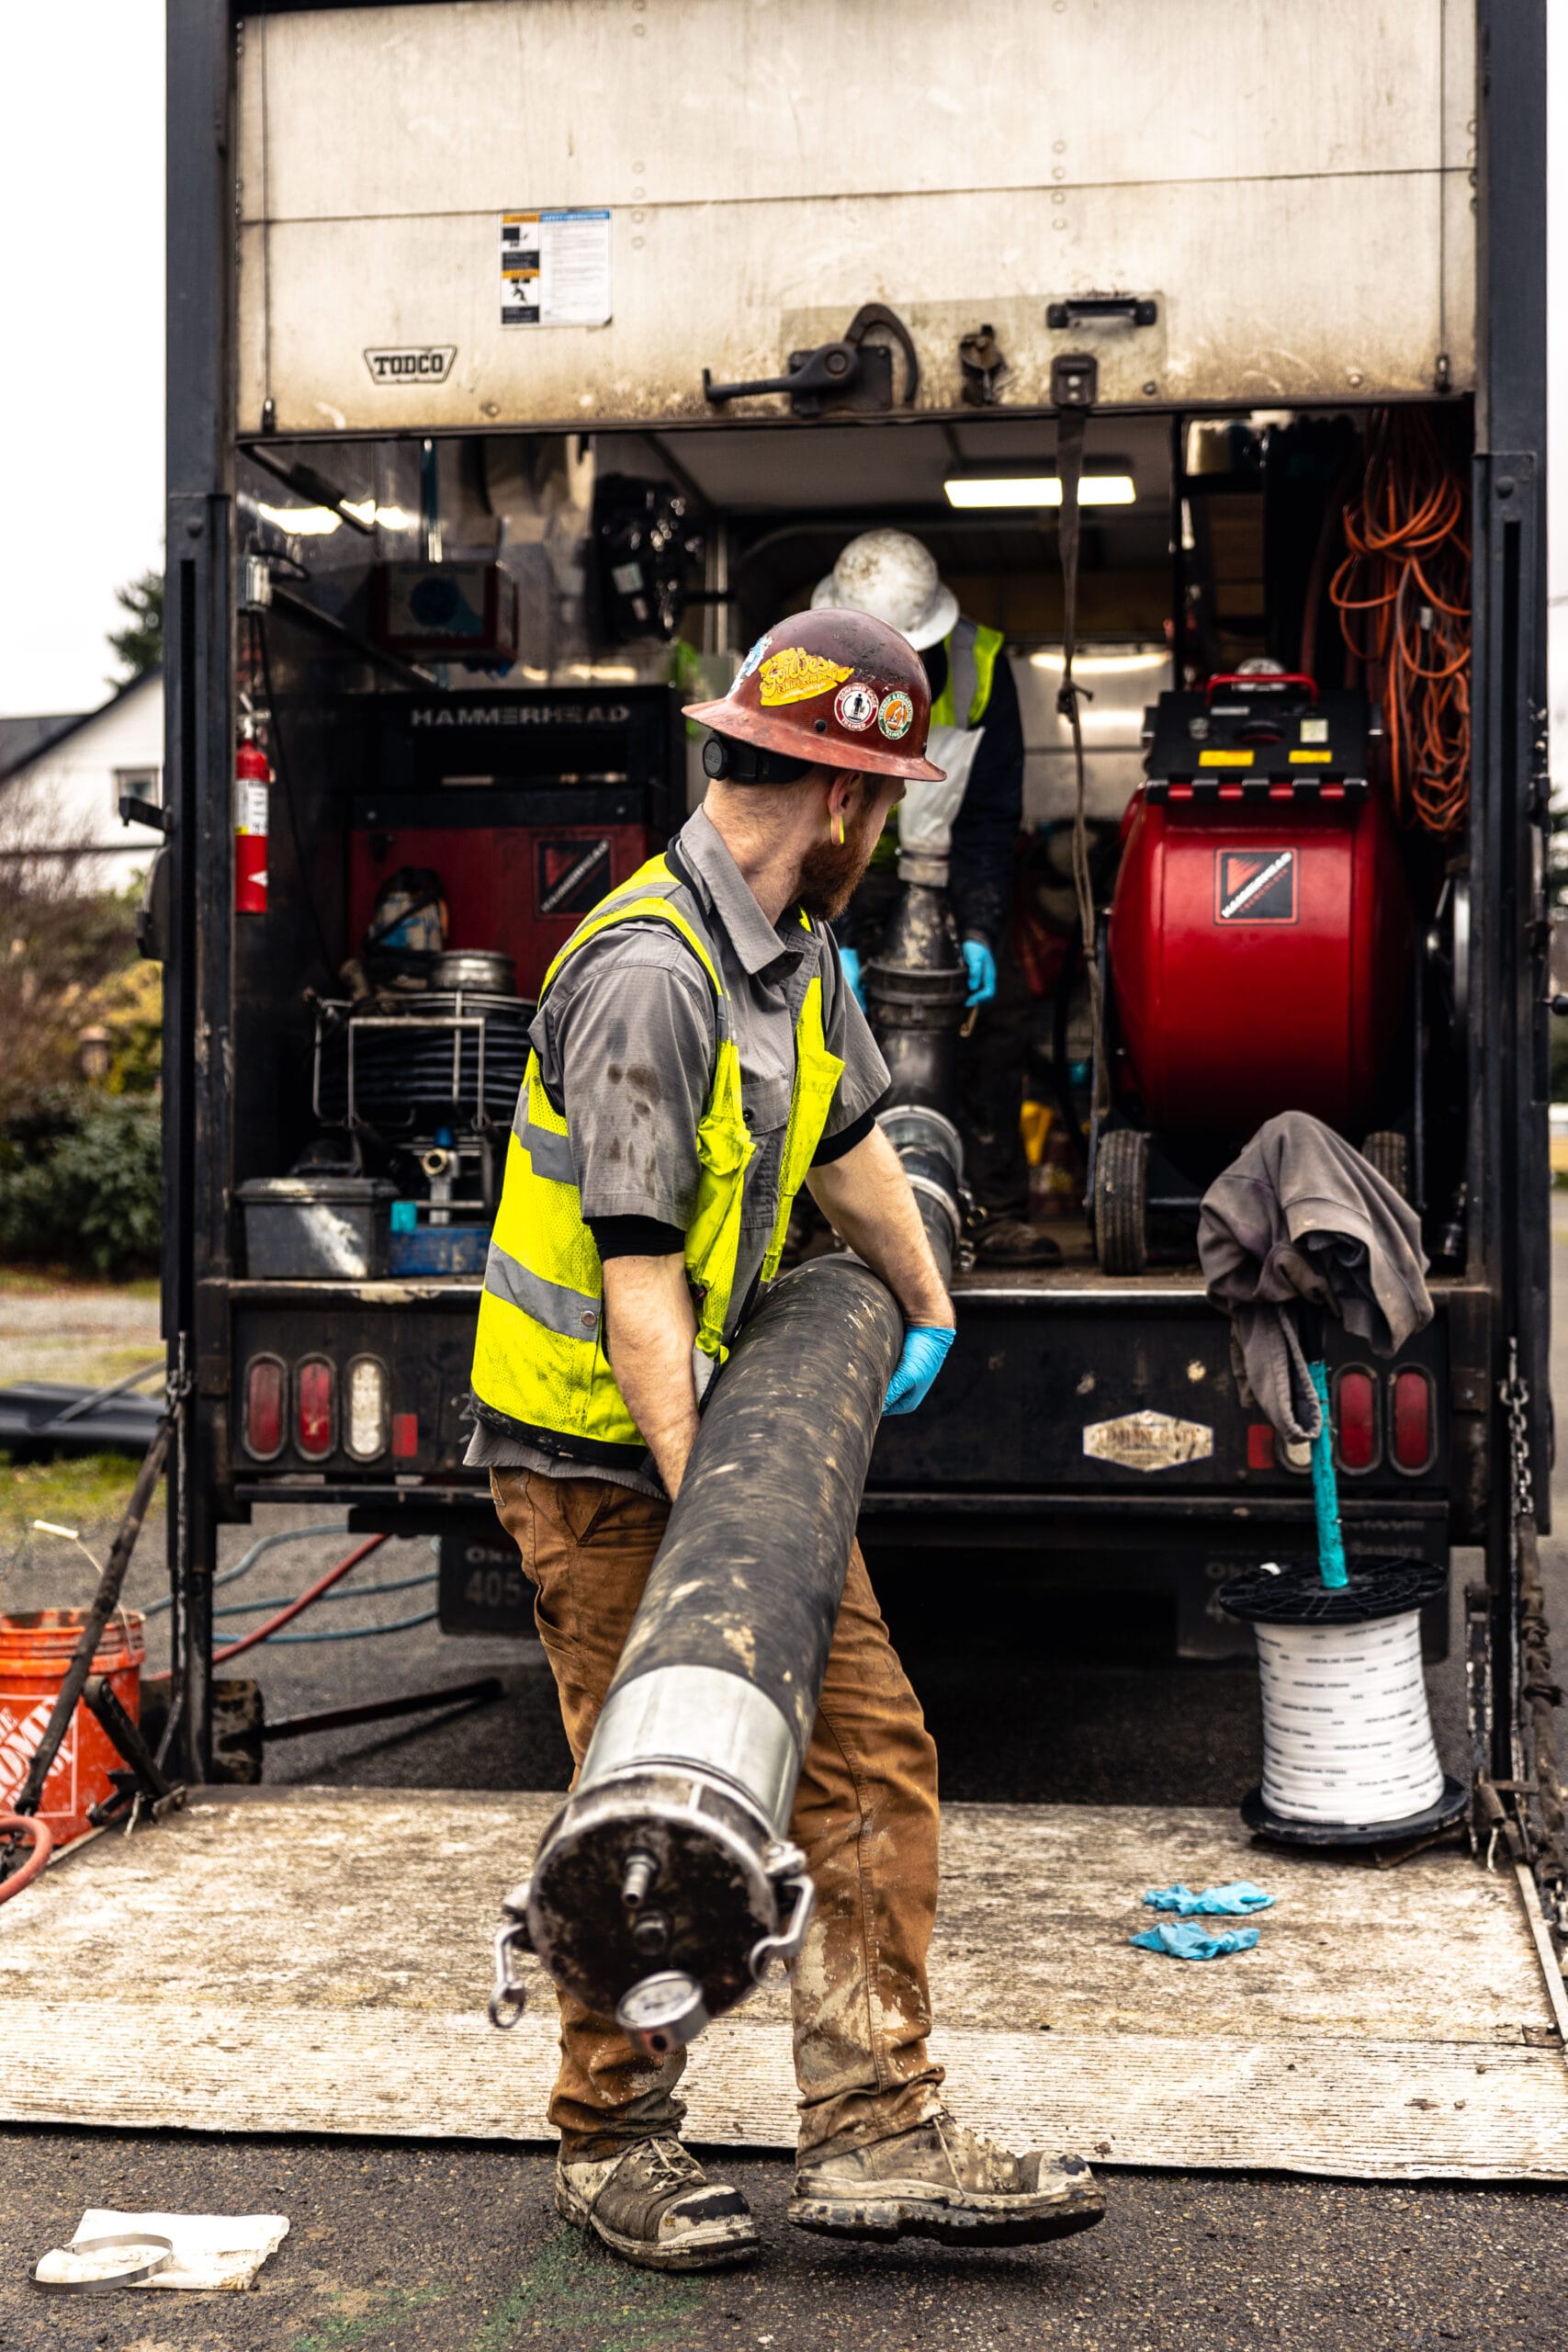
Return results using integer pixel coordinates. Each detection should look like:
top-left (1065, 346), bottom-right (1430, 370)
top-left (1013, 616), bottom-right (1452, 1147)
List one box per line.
top-left (470, 853), bottom-right (844, 1465)
top-left (871, 616), bottom-right (1004, 867)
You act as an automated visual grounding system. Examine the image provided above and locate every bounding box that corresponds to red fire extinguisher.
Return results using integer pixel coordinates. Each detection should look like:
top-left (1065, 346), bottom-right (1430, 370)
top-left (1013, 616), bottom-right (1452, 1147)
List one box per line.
top-left (234, 732), bottom-right (270, 915)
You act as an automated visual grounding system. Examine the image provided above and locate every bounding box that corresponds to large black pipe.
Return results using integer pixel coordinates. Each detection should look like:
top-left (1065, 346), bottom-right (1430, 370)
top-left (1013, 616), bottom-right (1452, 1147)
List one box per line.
top-left (865, 873), bottom-right (968, 1118)
top-left (490, 1256), bottom-right (903, 2052)
top-left (865, 867), bottom-right (969, 1285)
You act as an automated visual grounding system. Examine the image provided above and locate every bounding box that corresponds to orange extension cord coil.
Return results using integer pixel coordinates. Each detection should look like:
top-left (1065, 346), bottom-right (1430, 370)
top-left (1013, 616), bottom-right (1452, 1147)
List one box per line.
top-left (1330, 409), bottom-right (1472, 838)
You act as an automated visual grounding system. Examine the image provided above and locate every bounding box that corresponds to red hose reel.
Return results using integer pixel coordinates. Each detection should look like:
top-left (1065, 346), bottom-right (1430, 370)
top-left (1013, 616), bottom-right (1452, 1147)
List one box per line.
top-left (1109, 673), bottom-right (1408, 1139)
top-left (1094, 674), bottom-right (1412, 1270)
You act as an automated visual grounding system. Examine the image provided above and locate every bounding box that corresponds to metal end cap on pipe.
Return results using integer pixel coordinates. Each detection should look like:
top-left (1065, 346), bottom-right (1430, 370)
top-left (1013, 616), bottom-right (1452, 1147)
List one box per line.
top-left (615, 1970), bottom-right (711, 2058)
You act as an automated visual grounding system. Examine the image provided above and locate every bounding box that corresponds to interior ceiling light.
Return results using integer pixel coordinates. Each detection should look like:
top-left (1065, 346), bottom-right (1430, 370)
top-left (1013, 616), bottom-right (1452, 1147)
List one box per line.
top-left (943, 474), bottom-right (1136, 510)
top-left (1030, 649), bottom-right (1168, 675)
top-left (256, 500), bottom-right (415, 537)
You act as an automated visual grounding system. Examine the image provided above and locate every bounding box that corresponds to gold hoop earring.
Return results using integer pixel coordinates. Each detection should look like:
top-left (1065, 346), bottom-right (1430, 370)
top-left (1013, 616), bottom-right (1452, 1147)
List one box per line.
top-left (832, 813), bottom-right (844, 846)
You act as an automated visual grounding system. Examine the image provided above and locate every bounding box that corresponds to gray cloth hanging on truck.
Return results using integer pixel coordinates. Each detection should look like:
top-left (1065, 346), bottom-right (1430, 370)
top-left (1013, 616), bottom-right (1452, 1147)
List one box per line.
top-left (1197, 1112), bottom-right (1432, 1444)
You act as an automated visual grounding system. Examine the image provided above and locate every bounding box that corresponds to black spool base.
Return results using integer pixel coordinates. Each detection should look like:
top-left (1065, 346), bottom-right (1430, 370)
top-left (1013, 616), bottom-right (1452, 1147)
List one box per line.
top-left (1240, 1776), bottom-right (1470, 1849)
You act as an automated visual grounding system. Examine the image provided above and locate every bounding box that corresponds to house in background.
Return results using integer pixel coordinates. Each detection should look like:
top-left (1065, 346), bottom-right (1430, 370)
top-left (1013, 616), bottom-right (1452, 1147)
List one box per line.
top-left (0, 668), bottom-right (164, 889)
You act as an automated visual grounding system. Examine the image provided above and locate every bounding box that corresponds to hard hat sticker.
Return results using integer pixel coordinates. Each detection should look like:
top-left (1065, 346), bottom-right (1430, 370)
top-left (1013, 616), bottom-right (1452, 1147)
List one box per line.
top-left (877, 689), bottom-right (915, 741)
top-left (1215, 847), bottom-right (1299, 924)
top-left (758, 648), bottom-right (853, 707)
top-left (728, 633), bottom-right (773, 696)
top-left (834, 681), bottom-right (879, 732)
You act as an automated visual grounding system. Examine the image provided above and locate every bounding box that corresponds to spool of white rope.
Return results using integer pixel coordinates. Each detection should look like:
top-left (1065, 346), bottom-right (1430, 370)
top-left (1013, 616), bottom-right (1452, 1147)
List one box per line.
top-left (1253, 1611), bottom-right (1443, 1826)
top-left (1220, 1555), bottom-right (1449, 1834)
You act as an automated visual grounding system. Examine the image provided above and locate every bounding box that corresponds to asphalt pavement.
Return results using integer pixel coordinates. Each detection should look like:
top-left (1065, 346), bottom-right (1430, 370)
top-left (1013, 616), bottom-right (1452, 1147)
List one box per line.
top-left (3, 1218), bottom-right (1568, 2347)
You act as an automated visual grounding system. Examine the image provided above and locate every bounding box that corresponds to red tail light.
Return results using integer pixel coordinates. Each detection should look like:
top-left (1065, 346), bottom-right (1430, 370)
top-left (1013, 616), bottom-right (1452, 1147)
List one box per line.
top-left (1390, 1367), bottom-right (1436, 1474)
top-left (243, 1355), bottom-right (286, 1461)
top-left (1247, 1423), bottom-right (1277, 1470)
top-left (1333, 1368), bottom-right (1379, 1473)
top-left (391, 1411), bottom-right (418, 1461)
top-left (296, 1356), bottom-right (336, 1460)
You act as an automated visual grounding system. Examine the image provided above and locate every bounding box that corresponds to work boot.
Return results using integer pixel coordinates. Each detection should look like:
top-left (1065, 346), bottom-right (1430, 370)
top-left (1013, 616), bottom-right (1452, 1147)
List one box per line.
top-left (556, 2136), bottom-right (760, 2272)
top-left (788, 2111), bottom-right (1104, 2248)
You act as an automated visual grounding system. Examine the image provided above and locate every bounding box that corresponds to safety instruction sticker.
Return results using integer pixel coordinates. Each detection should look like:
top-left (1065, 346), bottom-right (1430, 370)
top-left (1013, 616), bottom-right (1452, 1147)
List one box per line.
top-left (501, 210), bottom-right (612, 327)
top-left (1082, 1410), bottom-right (1213, 1473)
top-left (1214, 847), bottom-right (1298, 924)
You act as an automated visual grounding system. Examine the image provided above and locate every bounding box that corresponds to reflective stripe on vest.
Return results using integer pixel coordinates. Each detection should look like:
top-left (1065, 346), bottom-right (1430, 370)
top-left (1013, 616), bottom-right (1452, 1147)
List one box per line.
top-left (930, 616), bottom-right (1004, 730)
top-left (470, 852), bottom-right (842, 1464)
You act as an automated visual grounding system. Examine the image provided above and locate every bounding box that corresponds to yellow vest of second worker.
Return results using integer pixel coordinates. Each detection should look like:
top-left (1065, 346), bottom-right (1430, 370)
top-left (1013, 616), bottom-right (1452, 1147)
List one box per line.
top-left (470, 854), bottom-right (844, 1463)
top-left (871, 616), bottom-right (1004, 868)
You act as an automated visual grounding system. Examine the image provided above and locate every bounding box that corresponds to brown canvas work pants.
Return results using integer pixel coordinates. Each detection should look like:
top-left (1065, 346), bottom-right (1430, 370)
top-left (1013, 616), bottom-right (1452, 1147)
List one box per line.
top-left (491, 1468), bottom-right (945, 2160)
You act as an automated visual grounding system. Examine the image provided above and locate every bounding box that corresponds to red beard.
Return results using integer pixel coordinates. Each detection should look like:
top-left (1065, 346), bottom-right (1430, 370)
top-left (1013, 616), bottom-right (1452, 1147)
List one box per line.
top-left (795, 808), bottom-right (886, 922)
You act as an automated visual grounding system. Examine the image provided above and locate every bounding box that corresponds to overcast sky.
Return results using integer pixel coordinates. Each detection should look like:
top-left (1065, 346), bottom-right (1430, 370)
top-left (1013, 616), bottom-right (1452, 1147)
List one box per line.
top-left (0, 1), bottom-right (164, 717)
top-left (0, 3), bottom-right (1562, 772)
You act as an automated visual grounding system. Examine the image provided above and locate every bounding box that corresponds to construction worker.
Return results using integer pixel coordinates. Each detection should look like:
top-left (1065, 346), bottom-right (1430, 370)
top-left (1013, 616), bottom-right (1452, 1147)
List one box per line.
top-left (813, 529), bottom-right (1024, 1013)
top-left (468, 609), bottom-right (1103, 2273)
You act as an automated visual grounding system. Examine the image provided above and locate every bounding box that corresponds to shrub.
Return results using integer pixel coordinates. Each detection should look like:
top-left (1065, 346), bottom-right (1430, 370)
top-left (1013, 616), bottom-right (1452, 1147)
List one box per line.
top-left (0, 1091), bottom-right (162, 1278)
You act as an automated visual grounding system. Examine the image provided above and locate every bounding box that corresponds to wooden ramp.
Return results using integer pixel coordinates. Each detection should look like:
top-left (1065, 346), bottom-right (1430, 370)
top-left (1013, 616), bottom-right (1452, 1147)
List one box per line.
top-left (2, 1788), bottom-right (1565, 2180)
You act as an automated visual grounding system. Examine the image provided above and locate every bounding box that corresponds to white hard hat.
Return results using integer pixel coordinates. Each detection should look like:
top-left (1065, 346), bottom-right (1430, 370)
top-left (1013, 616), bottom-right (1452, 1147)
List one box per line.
top-left (811, 529), bottom-right (959, 655)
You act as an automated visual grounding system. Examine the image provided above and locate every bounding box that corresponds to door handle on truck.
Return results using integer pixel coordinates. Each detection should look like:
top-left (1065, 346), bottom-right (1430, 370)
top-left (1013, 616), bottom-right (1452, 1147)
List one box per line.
top-left (1046, 296), bottom-right (1159, 330)
top-left (703, 303), bottom-right (919, 419)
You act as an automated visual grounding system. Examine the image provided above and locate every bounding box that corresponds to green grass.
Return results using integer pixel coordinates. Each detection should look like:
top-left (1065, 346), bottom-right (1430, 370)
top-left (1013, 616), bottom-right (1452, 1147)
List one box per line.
top-left (0, 1267), bottom-right (159, 1299)
top-left (0, 1451), bottom-right (140, 1553)
top-left (471, 2230), bottom-right (705, 2352)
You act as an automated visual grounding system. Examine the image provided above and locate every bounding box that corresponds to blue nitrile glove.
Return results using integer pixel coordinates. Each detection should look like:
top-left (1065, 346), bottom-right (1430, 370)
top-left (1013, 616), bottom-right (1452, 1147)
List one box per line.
top-left (840, 944), bottom-right (867, 1013)
top-left (1144, 1882), bottom-right (1275, 1917)
top-left (962, 938), bottom-right (997, 1009)
top-left (883, 1324), bottom-right (955, 1418)
top-left (1131, 1921), bottom-right (1260, 1961)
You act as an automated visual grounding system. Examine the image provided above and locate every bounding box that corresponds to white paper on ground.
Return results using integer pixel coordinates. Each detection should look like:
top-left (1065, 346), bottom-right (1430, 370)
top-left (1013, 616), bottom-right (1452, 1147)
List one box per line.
top-left (67, 2208), bottom-right (289, 2290)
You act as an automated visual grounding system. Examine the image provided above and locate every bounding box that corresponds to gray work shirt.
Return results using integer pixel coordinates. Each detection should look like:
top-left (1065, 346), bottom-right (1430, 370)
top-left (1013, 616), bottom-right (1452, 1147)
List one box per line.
top-left (465, 803), bottom-right (890, 1495)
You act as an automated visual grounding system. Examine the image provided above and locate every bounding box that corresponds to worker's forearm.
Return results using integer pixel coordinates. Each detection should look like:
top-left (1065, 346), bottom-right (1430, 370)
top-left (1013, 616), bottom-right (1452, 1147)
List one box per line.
top-left (601, 1253), bottom-right (701, 1497)
top-left (806, 1125), bottom-right (954, 1328)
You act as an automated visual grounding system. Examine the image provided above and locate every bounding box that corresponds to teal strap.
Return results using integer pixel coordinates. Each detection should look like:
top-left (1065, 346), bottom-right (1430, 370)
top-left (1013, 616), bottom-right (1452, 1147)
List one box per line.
top-left (1307, 1359), bottom-right (1348, 1589)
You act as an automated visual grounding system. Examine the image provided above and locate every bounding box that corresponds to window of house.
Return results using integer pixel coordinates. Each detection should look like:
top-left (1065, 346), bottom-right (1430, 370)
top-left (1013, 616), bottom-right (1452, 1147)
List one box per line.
top-left (114, 765), bottom-right (162, 823)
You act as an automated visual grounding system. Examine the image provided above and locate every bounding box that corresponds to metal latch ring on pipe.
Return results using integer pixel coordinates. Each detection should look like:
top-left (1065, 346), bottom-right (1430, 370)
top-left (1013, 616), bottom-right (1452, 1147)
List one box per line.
top-left (489, 1887), bottom-right (534, 2029)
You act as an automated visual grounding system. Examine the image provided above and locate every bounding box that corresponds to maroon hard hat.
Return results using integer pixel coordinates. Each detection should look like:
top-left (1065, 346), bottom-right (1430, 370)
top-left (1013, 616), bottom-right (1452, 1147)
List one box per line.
top-left (683, 607), bottom-right (946, 782)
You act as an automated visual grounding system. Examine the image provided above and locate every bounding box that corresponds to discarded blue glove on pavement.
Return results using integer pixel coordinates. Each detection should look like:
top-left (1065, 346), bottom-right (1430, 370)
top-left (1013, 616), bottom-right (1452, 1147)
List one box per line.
top-left (1144, 1882), bottom-right (1275, 1917)
top-left (1131, 1921), bottom-right (1261, 1961)
top-left (962, 938), bottom-right (998, 1009)
top-left (839, 944), bottom-right (867, 1013)
top-left (883, 1324), bottom-right (956, 1417)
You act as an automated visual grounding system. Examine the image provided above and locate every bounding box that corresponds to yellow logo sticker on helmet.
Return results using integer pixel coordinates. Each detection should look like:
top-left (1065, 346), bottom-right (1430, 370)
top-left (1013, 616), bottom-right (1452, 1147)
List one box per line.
top-left (758, 648), bottom-right (854, 707)
top-left (877, 688), bottom-right (915, 741)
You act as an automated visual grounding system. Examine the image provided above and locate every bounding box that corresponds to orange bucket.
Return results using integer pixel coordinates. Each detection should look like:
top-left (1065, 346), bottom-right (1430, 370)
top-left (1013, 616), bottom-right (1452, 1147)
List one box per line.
top-left (0, 1610), bottom-right (146, 1845)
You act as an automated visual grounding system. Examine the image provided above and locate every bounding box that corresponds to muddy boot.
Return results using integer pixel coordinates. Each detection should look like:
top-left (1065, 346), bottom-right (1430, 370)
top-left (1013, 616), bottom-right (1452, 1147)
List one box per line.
top-left (788, 2111), bottom-right (1104, 2248)
top-left (556, 2136), bottom-right (761, 2272)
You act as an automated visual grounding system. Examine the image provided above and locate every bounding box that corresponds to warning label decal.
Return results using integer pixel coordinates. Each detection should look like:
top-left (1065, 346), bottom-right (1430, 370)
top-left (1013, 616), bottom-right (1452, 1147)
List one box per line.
top-left (501, 210), bottom-right (612, 328)
top-left (1214, 846), bottom-right (1298, 924)
top-left (536, 837), bottom-right (613, 918)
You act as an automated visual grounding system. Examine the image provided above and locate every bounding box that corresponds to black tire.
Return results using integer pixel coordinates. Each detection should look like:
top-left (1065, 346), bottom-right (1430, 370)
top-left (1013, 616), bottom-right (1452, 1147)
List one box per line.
top-left (1361, 1129), bottom-right (1411, 1203)
top-left (1095, 1128), bottom-right (1149, 1276)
